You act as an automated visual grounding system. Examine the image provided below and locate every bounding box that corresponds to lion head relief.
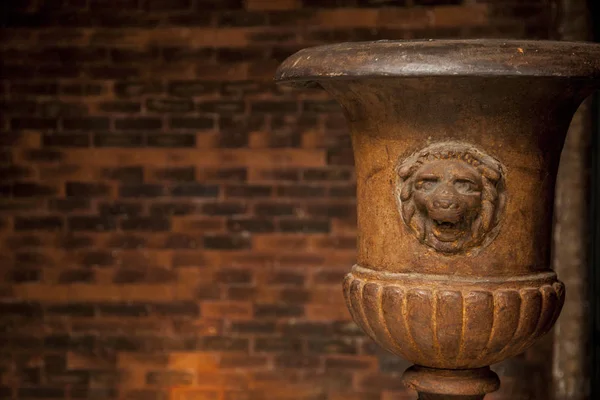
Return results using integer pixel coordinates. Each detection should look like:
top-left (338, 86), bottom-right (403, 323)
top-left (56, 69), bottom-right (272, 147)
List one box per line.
top-left (396, 142), bottom-right (506, 254)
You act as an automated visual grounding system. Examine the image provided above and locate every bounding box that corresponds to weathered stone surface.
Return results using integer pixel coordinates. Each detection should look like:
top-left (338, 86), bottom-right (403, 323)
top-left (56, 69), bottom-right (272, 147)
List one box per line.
top-left (276, 39), bottom-right (600, 398)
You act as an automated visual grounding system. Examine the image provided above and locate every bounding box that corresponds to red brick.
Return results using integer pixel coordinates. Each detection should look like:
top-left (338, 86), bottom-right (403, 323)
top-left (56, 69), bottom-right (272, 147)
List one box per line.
top-left (196, 372), bottom-right (249, 390)
top-left (202, 301), bottom-right (252, 319)
top-left (431, 5), bottom-right (490, 28)
top-left (316, 9), bottom-right (379, 27)
top-left (253, 235), bottom-right (307, 251)
top-left (219, 355), bottom-right (269, 369)
top-left (172, 390), bottom-right (219, 400)
top-left (274, 354), bottom-right (320, 369)
top-left (246, 0), bottom-right (300, 10)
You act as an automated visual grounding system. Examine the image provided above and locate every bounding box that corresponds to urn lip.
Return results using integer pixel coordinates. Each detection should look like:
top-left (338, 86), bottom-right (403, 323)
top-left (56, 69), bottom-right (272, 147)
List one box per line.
top-left (274, 39), bottom-right (600, 87)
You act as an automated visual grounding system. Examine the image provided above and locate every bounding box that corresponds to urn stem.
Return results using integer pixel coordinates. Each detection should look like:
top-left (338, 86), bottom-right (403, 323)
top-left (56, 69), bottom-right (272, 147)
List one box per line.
top-left (402, 366), bottom-right (499, 400)
top-left (418, 395), bottom-right (484, 400)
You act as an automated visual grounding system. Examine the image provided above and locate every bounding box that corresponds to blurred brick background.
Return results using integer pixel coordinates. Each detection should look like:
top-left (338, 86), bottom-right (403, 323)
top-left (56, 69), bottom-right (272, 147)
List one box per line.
top-left (0, 1), bottom-right (574, 400)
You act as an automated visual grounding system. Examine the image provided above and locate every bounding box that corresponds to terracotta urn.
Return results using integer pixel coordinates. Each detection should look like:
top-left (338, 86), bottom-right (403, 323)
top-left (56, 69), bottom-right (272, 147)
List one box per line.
top-left (275, 40), bottom-right (600, 399)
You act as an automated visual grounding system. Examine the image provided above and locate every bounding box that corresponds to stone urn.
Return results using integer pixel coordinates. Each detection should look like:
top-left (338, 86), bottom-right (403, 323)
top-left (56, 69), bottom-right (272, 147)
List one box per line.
top-left (275, 40), bottom-right (600, 399)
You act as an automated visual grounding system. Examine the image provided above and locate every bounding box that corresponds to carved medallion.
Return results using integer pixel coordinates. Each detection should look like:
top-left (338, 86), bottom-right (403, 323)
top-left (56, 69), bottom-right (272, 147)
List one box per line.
top-left (396, 142), bottom-right (506, 254)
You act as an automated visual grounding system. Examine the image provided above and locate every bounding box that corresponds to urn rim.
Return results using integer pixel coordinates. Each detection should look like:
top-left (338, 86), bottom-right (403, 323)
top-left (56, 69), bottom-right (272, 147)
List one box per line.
top-left (275, 39), bottom-right (600, 86)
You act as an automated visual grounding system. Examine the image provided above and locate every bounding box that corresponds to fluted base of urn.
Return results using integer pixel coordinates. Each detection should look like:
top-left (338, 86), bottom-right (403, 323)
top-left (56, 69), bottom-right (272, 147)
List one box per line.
top-left (343, 265), bottom-right (565, 369)
top-left (403, 366), bottom-right (500, 399)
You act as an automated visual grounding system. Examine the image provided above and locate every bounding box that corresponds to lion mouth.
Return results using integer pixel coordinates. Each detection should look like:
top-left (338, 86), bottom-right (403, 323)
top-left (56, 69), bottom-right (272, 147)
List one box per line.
top-left (432, 219), bottom-right (465, 242)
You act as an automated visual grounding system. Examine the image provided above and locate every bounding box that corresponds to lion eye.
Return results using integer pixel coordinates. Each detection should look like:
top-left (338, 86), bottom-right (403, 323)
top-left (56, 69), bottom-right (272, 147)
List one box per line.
top-left (454, 179), bottom-right (478, 193)
top-left (415, 179), bottom-right (438, 191)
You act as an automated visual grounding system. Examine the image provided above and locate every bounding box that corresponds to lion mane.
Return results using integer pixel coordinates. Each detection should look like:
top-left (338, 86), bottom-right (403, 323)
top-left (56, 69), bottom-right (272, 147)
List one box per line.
top-left (396, 142), bottom-right (506, 251)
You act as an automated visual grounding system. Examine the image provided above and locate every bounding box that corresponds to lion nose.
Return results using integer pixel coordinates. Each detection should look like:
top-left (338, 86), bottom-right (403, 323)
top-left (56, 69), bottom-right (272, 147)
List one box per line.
top-left (433, 199), bottom-right (457, 209)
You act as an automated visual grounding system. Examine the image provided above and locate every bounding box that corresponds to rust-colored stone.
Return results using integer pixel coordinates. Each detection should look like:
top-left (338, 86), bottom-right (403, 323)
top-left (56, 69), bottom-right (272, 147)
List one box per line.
top-left (275, 40), bottom-right (600, 399)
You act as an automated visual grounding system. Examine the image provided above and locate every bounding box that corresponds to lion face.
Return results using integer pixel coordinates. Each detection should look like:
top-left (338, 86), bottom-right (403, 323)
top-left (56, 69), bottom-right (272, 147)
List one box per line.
top-left (397, 142), bottom-right (505, 255)
top-left (412, 160), bottom-right (483, 253)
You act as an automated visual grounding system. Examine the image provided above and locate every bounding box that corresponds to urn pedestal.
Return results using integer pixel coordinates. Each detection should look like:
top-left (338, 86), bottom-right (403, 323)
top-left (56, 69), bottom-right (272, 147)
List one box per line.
top-left (276, 40), bottom-right (600, 399)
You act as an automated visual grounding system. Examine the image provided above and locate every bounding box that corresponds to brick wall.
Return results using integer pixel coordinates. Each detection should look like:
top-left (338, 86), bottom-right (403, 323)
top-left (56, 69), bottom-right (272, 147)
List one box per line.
top-left (0, 1), bottom-right (555, 400)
